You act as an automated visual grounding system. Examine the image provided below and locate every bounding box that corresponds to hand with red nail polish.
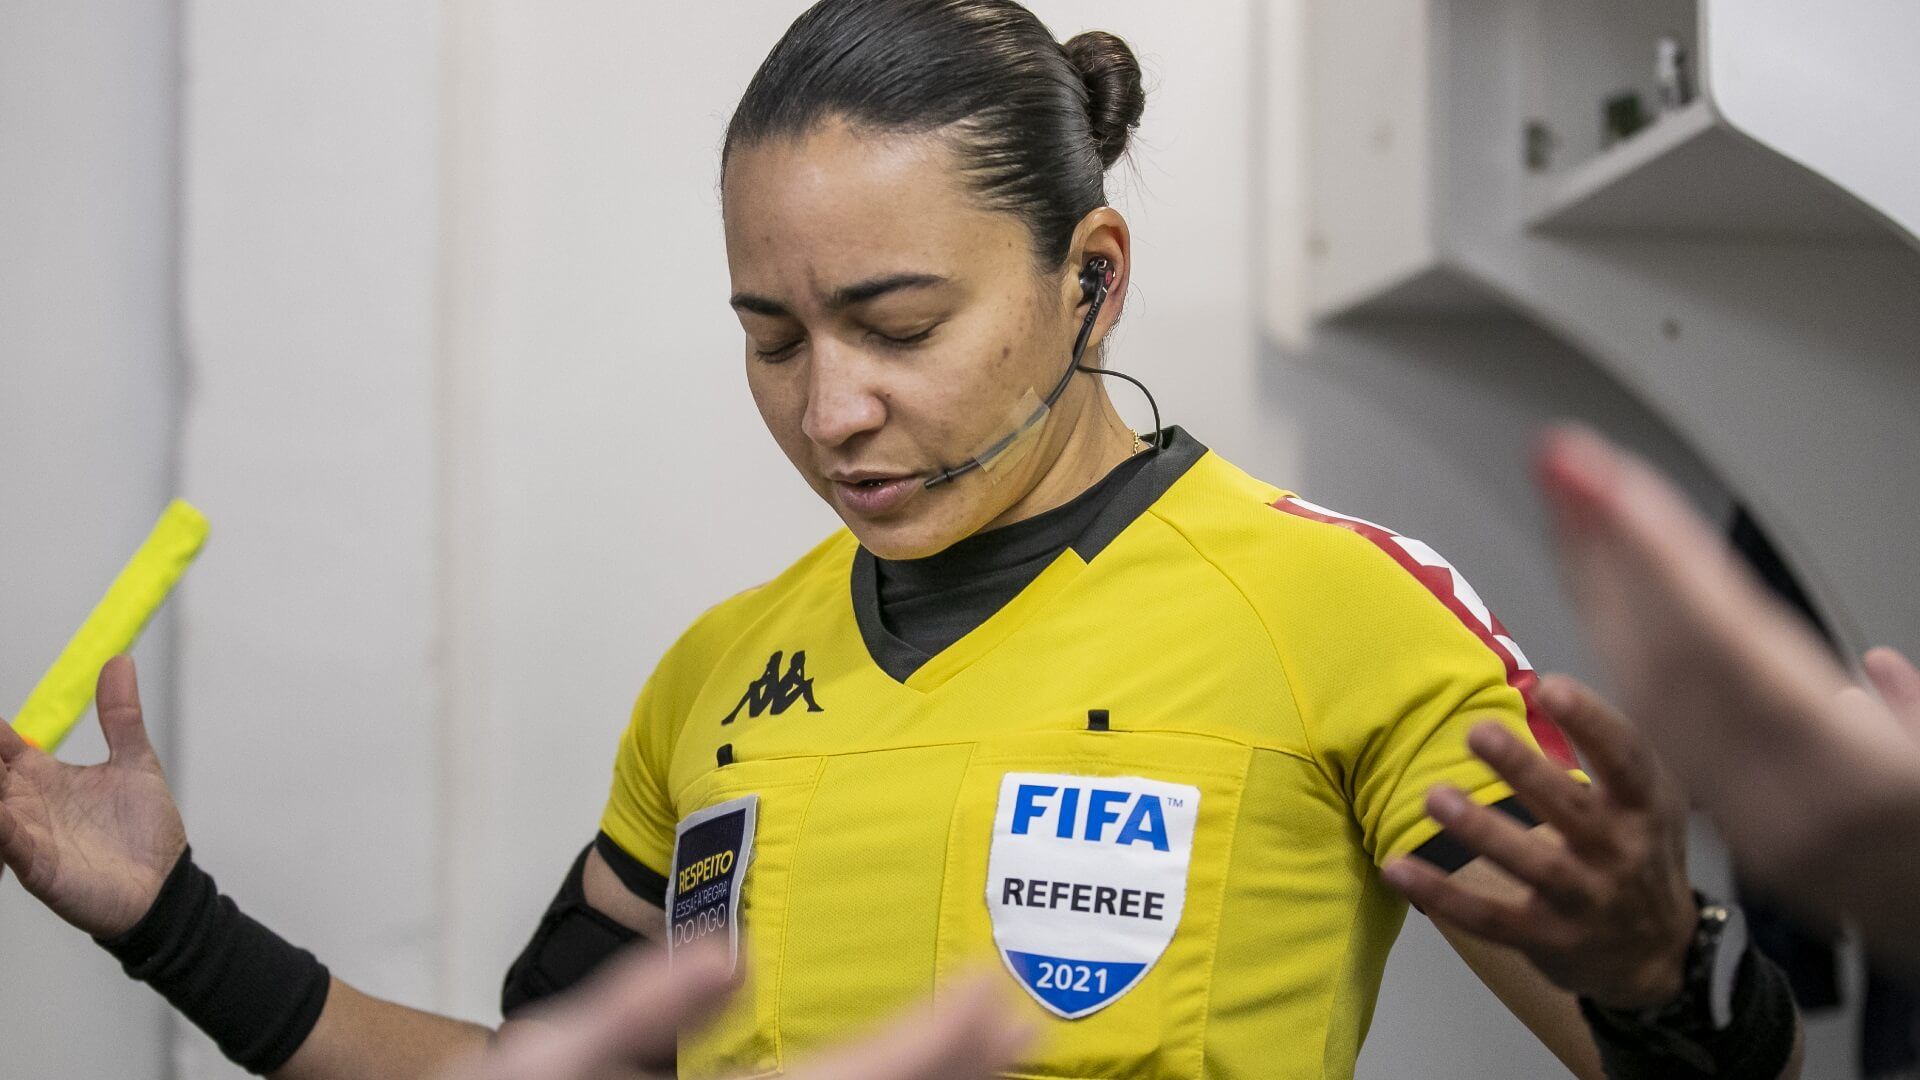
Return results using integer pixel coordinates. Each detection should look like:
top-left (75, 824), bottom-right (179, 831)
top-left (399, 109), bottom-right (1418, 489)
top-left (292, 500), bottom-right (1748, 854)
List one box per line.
top-left (1532, 422), bottom-right (1920, 968)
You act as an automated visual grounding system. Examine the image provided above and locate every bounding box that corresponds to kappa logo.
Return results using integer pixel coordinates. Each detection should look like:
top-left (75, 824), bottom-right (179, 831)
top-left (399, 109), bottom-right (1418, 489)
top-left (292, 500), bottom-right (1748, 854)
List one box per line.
top-left (721, 650), bottom-right (824, 725)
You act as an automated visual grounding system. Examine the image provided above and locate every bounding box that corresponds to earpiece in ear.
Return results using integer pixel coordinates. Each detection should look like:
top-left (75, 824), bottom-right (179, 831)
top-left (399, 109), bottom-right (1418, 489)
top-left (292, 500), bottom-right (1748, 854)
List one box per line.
top-left (1079, 256), bottom-right (1113, 306)
top-left (1071, 256), bottom-right (1114, 371)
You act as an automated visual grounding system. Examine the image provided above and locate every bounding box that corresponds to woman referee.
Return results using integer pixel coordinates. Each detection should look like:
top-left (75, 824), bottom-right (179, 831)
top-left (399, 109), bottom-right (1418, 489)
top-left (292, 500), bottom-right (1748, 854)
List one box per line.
top-left (2, 2), bottom-right (1805, 1078)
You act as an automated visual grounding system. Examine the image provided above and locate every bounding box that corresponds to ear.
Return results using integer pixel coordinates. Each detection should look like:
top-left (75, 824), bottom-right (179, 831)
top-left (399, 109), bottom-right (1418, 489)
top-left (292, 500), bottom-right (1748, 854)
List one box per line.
top-left (1063, 208), bottom-right (1133, 352)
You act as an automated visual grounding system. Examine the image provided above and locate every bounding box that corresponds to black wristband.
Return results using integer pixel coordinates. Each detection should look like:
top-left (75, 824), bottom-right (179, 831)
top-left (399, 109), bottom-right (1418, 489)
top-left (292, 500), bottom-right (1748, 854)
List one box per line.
top-left (1581, 944), bottom-right (1798, 1079)
top-left (95, 848), bottom-right (331, 1075)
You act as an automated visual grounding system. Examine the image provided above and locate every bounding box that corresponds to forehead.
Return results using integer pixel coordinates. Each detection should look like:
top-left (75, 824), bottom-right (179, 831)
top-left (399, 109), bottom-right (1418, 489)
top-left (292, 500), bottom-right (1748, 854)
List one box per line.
top-left (721, 120), bottom-right (1031, 292)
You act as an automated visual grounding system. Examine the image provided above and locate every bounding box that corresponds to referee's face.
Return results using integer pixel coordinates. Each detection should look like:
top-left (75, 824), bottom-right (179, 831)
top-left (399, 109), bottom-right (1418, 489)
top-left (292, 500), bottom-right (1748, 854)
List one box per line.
top-left (723, 120), bottom-right (1095, 560)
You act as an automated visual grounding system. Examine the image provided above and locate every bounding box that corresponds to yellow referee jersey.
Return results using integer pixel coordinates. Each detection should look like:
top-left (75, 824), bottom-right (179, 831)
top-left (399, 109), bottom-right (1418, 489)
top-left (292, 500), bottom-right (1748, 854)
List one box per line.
top-left (601, 430), bottom-right (1571, 1079)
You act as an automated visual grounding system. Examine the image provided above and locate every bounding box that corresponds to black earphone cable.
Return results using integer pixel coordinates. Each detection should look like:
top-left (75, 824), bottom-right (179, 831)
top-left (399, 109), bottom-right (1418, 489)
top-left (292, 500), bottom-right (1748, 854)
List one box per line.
top-left (1076, 364), bottom-right (1163, 451)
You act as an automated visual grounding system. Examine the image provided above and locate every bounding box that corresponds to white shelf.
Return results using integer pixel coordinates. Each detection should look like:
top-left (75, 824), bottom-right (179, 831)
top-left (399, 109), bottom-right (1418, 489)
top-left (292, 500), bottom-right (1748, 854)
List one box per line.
top-left (1288, 0), bottom-right (1914, 328)
top-left (1526, 101), bottom-right (1890, 241)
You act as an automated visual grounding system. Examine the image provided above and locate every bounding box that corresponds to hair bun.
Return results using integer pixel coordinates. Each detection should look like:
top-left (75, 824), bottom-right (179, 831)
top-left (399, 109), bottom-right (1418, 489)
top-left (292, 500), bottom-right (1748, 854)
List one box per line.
top-left (1063, 30), bottom-right (1145, 168)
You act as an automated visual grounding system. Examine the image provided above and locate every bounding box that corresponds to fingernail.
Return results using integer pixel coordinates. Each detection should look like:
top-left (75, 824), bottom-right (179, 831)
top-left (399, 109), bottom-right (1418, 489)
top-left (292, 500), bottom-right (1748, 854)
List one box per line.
top-left (1531, 676), bottom-right (1568, 710)
top-left (1381, 859), bottom-right (1414, 888)
top-left (1536, 426), bottom-right (1618, 527)
top-left (1540, 424), bottom-right (1616, 481)
top-left (1467, 724), bottom-right (1512, 757)
top-left (1427, 786), bottom-right (1467, 820)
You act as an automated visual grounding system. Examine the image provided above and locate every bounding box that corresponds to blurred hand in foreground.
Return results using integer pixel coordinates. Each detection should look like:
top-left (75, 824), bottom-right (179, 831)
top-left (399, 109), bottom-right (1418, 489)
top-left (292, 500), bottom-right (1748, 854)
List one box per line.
top-left (1536, 424), bottom-right (1920, 966)
top-left (440, 941), bottom-right (1033, 1080)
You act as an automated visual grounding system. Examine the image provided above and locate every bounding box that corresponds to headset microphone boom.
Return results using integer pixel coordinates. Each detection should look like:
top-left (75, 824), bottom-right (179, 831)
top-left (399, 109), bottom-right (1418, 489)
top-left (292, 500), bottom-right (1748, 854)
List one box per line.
top-left (923, 256), bottom-right (1161, 489)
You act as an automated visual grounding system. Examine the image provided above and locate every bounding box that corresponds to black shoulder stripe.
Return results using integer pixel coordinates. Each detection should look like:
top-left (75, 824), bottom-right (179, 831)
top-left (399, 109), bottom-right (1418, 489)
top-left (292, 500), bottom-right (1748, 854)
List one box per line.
top-left (594, 831), bottom-right (670, 908)
top-left (1408, 795), bottom-right (1539, 874)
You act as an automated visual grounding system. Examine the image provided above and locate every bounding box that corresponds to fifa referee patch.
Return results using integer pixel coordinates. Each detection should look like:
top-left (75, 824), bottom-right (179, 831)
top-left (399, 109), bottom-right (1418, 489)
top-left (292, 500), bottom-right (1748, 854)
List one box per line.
top-left (986, 773), bottom-right (1199, 1018)
top-left (668, 795), bottom-right (757, 971)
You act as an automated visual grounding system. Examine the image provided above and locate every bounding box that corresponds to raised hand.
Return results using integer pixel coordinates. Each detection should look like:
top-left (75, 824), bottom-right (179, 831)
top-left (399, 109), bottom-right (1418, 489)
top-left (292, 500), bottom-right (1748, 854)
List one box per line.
top-left (1382, 675), bottom-right (1696, 1009)
top-left (0, 655), bottom-right (187, 937)
top-left (1534, 423), bottom-right (1920, 965)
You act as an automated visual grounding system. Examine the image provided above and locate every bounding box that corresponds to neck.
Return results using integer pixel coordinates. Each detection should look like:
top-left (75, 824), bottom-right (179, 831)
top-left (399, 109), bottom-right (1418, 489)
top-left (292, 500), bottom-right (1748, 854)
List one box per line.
top-left (983, 384), bottom-right (1136, 532)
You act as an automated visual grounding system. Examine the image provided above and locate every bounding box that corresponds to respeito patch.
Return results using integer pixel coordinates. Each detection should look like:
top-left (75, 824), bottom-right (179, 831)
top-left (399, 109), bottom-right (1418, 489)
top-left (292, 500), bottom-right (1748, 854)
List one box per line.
top-left (985, 773), bottom-right (1200, 1018)
top-left (668, 794), bottom-right (758, 971)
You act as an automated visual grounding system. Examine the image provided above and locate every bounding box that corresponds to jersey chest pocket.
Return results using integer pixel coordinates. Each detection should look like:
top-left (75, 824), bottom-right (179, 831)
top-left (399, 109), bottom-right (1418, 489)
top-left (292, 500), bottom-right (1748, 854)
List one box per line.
top-left (672, 755), bottom-right (823, 1080)
top-left (934, 730), bottom-right (1252, 1080)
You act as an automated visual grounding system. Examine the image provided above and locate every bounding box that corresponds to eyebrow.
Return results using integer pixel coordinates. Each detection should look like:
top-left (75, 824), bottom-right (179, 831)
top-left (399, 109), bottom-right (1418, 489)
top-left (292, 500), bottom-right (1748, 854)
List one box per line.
top-left (729, 272), bottom-right (949, 317)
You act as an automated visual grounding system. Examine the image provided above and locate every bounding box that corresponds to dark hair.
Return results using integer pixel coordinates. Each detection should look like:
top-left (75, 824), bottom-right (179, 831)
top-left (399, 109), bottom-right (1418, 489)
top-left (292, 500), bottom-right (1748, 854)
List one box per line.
top-left (723, 0), bottom-right (1146, 268)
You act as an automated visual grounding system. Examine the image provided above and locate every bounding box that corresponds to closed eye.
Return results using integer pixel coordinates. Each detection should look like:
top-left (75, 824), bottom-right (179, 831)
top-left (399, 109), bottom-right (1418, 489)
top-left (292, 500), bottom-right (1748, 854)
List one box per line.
top-left (754, 339), bottom-right (804, 362)
top-left (871, 324), bottom-right (939, 350)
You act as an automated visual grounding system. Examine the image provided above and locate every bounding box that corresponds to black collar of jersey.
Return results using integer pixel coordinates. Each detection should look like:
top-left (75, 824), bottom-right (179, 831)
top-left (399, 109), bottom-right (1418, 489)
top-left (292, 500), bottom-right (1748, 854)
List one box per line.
top-left (851, 427), bottom-right (1207, 683)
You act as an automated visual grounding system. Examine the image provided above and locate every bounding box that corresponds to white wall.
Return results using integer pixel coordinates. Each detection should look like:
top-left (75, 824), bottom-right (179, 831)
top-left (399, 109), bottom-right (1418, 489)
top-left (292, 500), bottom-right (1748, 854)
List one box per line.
top-left (433, 5), bottom-right (843, 1011)
top-left (171, 2), bottom-right (445, 1073)
top-left (0, 3), bottom-right (180, 1077)
top-left (1708, 0), bottom-right (1920, 245)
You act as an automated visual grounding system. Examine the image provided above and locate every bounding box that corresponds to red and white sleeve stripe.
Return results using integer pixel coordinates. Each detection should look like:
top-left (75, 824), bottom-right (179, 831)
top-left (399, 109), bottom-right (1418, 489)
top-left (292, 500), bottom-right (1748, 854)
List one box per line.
top-left (1271, 496), bottom-right (1578, 768)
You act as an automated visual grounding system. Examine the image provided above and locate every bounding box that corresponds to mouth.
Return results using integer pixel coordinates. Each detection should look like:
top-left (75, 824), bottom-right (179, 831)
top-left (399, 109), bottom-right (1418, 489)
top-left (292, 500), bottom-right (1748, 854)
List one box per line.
top-left (828, 471), bottom-right (921, 516)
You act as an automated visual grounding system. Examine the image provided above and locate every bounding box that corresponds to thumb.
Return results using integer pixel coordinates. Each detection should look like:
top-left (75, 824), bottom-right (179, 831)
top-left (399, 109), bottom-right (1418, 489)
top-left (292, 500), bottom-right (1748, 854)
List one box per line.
top-left (0, 716), bottom-right (29, 763)
top-left (97, 656), bottom-right (159, 767)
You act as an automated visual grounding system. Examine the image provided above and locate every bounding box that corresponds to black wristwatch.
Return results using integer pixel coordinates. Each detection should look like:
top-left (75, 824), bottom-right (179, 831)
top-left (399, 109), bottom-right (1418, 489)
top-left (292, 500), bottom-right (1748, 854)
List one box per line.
top-left (1580, 891), bottom-right (1750, 1068)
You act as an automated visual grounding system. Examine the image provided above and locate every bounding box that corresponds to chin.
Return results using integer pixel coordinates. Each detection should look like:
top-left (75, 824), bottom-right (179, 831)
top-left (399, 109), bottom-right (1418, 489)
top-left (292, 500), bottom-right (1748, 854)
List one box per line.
top-left (843, 512), bottom-right (972, 561)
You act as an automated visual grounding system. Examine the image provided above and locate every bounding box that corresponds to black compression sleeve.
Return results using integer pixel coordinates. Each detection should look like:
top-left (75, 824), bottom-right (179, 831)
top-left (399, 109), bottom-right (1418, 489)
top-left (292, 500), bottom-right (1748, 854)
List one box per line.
top-left (501, 843), bottom-right (642, 1017)
top-left (95, 848), bottom-right (331, 1075)
top-left (1581, 944), bottom-right (1798, 1079)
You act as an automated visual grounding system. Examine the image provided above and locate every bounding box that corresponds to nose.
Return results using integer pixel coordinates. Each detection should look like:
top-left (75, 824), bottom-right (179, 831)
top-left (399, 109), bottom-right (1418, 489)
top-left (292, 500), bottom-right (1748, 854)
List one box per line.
top-left (801, 347), bottom-right (887, 449)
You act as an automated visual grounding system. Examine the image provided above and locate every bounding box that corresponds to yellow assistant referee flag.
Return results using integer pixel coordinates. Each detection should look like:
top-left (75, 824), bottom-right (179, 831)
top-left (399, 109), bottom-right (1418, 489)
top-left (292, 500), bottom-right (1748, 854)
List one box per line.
top-left (10, 500), bottom-right (208, 752)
